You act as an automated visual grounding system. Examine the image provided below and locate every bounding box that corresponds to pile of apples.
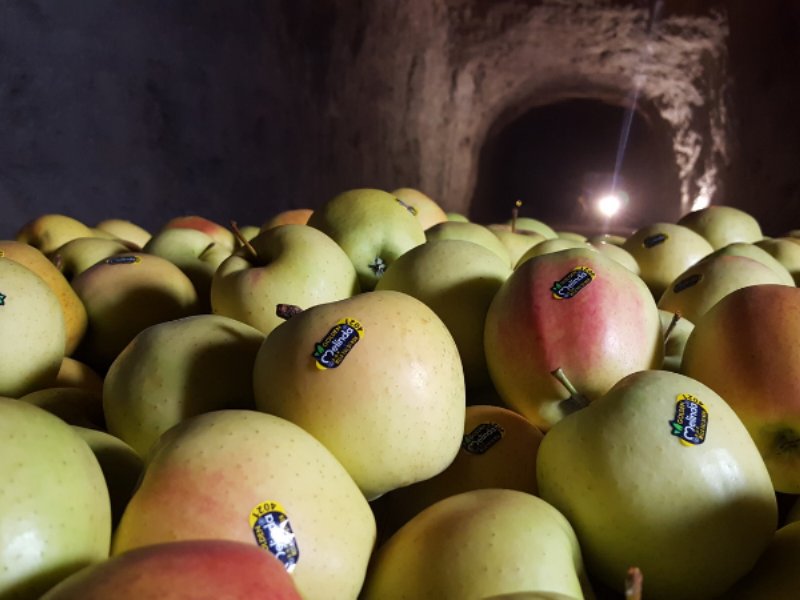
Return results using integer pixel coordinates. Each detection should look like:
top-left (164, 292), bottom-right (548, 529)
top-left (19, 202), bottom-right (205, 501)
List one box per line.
top-left (3, 187), bottom-right (800, 599)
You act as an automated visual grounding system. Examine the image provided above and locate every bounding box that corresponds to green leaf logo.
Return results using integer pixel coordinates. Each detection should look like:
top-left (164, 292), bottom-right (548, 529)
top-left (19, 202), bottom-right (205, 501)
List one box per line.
top-left (0, 292), bottom-right (6, 306)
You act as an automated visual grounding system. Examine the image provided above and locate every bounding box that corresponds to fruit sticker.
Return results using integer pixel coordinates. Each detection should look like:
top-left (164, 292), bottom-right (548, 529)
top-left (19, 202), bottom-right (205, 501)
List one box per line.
top-left (672, 273), bottom-right (703, 293)
top-left (0, 292), bottom-right (5, 306)
top-left (249, 500), bottom-right (299, 572)
top-left (551, 266), bottom-right (595, 300)
top-left (312, 317), bottom-right (364, 370)
top-left (105, 255), bottom-right (142, 265)
top-left (669, 393), bottom-right (709, 446)
top-left (462, 422), bottom-right (505, 455)
top-left (643, 233), bottom-right (669, 248)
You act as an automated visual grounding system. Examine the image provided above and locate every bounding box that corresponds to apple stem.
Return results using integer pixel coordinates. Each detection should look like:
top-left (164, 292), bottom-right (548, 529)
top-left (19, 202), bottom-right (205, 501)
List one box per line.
top-left (230, 220), bottom-right (258, 260)
top-left (625, 566), bottom-right (643, 600)
top-left (276, 303), bottom-right (304, 320)
top-left (663, 311), bottom-right (682, 347)
top-left (511, 199), bottom-right (522, 233)
top-left (550, 367), bottom-right (590, 414)
top-left (51, 253), bottom-right (64, 272)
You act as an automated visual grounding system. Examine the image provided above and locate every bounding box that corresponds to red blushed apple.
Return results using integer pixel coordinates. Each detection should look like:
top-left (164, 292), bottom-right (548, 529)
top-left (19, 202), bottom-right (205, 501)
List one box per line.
top-left (40, 540), bottom-right (302, 600)
top-left (681, 284), bottom-right (800, 493)
top-left (484, 248), bottom-right (663, 431)
top-left (161, 215), bottom-right (236, 251)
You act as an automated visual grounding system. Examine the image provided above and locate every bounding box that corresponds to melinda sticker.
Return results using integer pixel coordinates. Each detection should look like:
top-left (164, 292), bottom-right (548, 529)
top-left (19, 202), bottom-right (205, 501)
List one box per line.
top-left (551, 266), bottom-right (596, 300)
top-left (672, 273), bottom-right (703, 293)
top-left (313, 317), bottom-right (364, 370)
top-left (643, 233), bottom-right (669, 248)
top-left (669, 393), bottom-right (709, 446)
top-left (462, 423), bottom-right (505, 455)
top-left (249, 500), bottom-right (299, 572)
top-left (105, 255), bottom-right (142, 265)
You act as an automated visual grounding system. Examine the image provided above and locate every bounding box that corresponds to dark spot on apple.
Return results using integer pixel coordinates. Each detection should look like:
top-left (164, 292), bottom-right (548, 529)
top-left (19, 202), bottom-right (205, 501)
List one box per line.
top-left (368, 257), bottom-right (387, 277)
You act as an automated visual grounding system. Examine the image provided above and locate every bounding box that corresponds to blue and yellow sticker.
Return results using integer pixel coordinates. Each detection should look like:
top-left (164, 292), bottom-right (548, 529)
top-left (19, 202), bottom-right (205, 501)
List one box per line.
top-left (551, 266), bottom-right (595, 300)
top-left (249, 500), bottom-right (299, 572)
top-left (105, 255), bottom-right (142, 265)
top-left (669, 393), bottom-right (709, 446)
top-left (312, 317), bottom-right (364, 370)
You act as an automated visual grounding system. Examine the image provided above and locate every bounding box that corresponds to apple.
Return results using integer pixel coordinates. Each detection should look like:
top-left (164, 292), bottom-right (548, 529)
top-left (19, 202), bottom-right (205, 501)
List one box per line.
top-left (361, 489), bottom-right (594, 600)
top-left (40, 540), bottom-right (302, 600)
top-left (375, 239), bottom-right (511, 388)
top-left (756, 237), bottom-right (800, 285)
top-left (587, 233), bottom-right (627, 246)
top-left (589, 241), bottom-right (640, 275)
top-left (484, 248), bottom-right (663, 431)
top-left (211, 224), bottom-right (360, 335)
top-left (0, 398), bottom-right (111, 599)
top-left (54, 357), bottom-right (104, 397)
top-left (94, 219), bottom-right (151, 248)
top-left (515, 238), bottom-right (594, 268)
top-left (659, 310), bottom-right (695, 373)
top-left (15, 213), bottom-right (95, 255)
top-left (261, 208), bottom-right (314, 230)
top-left (680, 284), bottom-right (800, 492)
top-left (253, 289), bottom-right (465, 500)
top-left (112, 410), bottom-right (376, 600)
top-left (557, 231), bottom-right (587, 242)
top-left (537, 369), bottom-right (777, 599)
top-left (622, 222), bottom-right (714, 299)
top-left (103, 314), bottom-right (265, 457)
top-left (0, 240), bottom-right (87, 355)
top-left (20, 387), bottom-right (105, 430)
top-left (372, 404), bottom-right (544, 545)
top-left (307, 188), bottom-right (426, 290)
top-left (160, 215), bottom-right (236, 252)
top-left (446, 212), bottom-right (470, 222)
top-left (677, 204), bottom-right (763, 249)
top-left (390, 187), bottom-right (449, 230)
top-left (490, 228), bottom-right (547, 267)
top-left (143, 228), bottom-right (231, 312)
top-left (425, 221), bottom-right (512, 266)
top-left (705, 241), bottom-right (795, 285)
top-left (50, 236), bottom-right (134, 281)
top-left (0, 257), bottom-right (66, 397)
top-left (657, 253), bottom-right (791, 325)
top-left (505, 216), bottom-right (558, 239)
top-left (71, 426), bottom-right (143, 530)
top-left (71, 253), bottom-right (199, 372)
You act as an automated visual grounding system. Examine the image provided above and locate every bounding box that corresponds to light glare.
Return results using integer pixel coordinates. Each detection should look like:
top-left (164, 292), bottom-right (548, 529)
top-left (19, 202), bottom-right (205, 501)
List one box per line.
top-left (596, 193), bottom-right (623, 218)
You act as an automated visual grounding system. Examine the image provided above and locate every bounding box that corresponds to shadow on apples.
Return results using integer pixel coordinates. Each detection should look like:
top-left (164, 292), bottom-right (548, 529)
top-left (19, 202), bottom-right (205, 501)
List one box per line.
top-left (5, 559), bottom-right (94, 600)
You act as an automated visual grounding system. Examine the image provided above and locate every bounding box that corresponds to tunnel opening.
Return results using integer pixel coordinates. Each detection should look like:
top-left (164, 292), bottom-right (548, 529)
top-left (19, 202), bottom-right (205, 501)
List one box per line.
top-left (470, 98), bottom-right (682, 236)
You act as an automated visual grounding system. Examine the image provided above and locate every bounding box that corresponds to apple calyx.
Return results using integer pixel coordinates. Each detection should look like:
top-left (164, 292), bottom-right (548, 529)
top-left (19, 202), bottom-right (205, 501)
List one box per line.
top-left (368, 257), bottom-right (387, 277)
top-left (230, 220), bottom-right (258, 261)
top-left (276, 303), bottom-right (304, 320)
top-left (625, 566), bottom-right (643, 600)
top-left (550, 367), bottom-right (590, 415)
top-left (663, 311), bottom-right (682, 347)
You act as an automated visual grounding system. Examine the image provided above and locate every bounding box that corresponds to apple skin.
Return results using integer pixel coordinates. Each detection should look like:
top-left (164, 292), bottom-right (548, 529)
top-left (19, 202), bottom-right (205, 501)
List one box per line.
top-left (484, 248), bottom-right (663, 431)
top-left (261, 208), bottom-right (314, 230)
top-left (54, 356), bottom-right (104, 397)
top-left (361, 489), bottom-right (593, 600)
top-left (112, 410), bottom-right (376, 600)
top-left (659, 309), bottom-right (695, 373)
top-left (160, 215), bottom-right (236, 252)
top-left (516, 238), bottom-right (594, 268)
top-left (20, 387), bottom-right (105, 430)
top-left (756, 237), bottom-right (800, 285)
top-left (93, 219), bottom-right (151, 248)
top-left (0, 398), bottom-right (111, 600)
top-left (390, 187), bottom-right (449, 230)
top-left (50, 237), bottom-right (134, 281)
top-left (589, 241), bottom-right (640, 275)
top-left (505, 216), bottom-right (558, 239)
top-left (40, 540), bottom-right (302, 600)
top-left (211, 224), bottom-right (360, 336)
top-left (425, 221), bottom-right (512, 266)
top-left (537, 370), bottom-right (777, 600)
top-left (706, 241), bottom-right (795, 285)
top-left (15, 213), bottom-right (95, 255)
top-left (490, 228), bottom-right (547, 267)
top-left (677, 204), bottom-right (763, 249)
top-left (307, 188), bottom-right (426, 290)
top-left (680, 284), bottom-right (800, 493)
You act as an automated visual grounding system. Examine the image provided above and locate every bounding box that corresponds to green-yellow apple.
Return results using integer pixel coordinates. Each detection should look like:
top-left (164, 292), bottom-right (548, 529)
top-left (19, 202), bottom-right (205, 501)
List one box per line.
top-left (0, 240), bottom-right (87, 355)
top-left (391, 187), bottom-right (449, 230)
top-left (587, 233), bottom-right (626, 246)
top-left (515, 238), bottom-right (594, 268)
top-left (361, 489), bottom-right (594, 600)
top-left (40, 540), bottom-right (302, 600)
top-left (505, 216), bottom-right (558, 239)
top-left (211, 224), bottom-right (360, 335)
top-left (0, 398), bottom-right (111, 599)
top-left (681, 284), bottom-right (800, 492)
top-left (143, 228), bottom-right (231, 312)
top-left (375, 239), bottom-right (511, 388)
top-left (307, 188), bottom-right (426, 290)
top-left (490, 228), bottom-right (547, 267)
top-left (756, 237), bottom-right (800, 285)
top-left (677, 204), bottom-right (763, 249)
top-left (72, 426), bottom-right (143, 530)
top-left (484, 248), bottom-right (663, 431)
top-left (537, 369), bottom-right (777, 599)
top-left (589, 241), bottom-right (640, 275)
top-left (253, 289), bottom-right (465, 500)
top-left (446, 211), bottom-right (470, 222)
top-left (705, 241), bottom-right (794, 285)
top-left (622, 222), bottom-right (714, 299)
top-left (15, 213), bottom-right (95, 255)
top-left (261, 208), bottom-right (314, 230)
top-left (94, 219), bottom-right (151, 248)
top-left (160, 215), bottom-right (236, 252)
top-left (50, 236), bottom-right (134, 281)
top-left (112, 410), bottom-right (376, 600)
top-left (557, 231), bottom-right (587, 242)
top-left (657, 254), bottom-right (791, 325)
top-left (372, 404), bottom-right (544, 545)
top-left (425, 221), bottom-right (512, 266)
top-left (659, 310), bottom-right (695, 373)
top-left (71, 252), bottom-right (199, 372)
top-left (20, 387), bottom-right (105, 430)
top-left (103, 314), bottom-right (265, 457)
top-left (54, 357), bottom-right (104, 397)
top-left (0, 257), bottom-right (66, 397)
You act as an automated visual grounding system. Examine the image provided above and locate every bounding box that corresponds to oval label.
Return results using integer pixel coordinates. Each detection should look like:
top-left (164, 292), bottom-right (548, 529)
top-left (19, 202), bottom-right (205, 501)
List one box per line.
top-left (249, 500), bottom-right (300, 572)
top-left (105, 255), bottom-right (142, 265)
top-left (312, 317), bottom-right (364, 370)
top-left (669, 393), bottom-right (709, 446)
top-left (673, 273), bottom-right (703, 293)
top-left (462, 422), bottom-right (505, 455)
top-left (551, 266), bottom-right (596, 300)
top-left (643, 233), bottom-right (669, 248)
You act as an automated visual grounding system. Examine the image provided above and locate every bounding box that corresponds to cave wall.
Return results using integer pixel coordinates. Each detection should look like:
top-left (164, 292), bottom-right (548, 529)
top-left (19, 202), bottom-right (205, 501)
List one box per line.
top-left (0, 0), bottom-right (797, 239)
